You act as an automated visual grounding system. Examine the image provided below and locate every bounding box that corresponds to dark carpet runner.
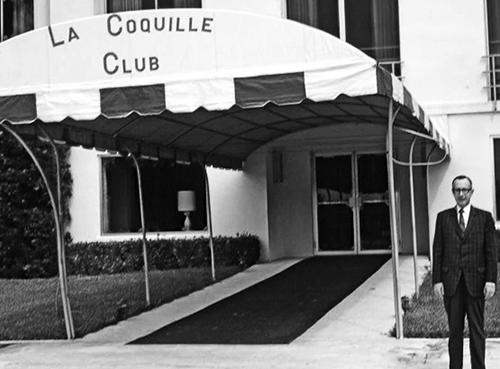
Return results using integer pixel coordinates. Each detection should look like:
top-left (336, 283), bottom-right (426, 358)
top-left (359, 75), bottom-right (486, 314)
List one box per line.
top-left (129, 255), bottom-right (390, 344)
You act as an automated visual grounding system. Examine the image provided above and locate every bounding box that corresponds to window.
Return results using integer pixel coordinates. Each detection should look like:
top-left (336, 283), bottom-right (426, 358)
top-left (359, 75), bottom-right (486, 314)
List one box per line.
top-left (345, 0), bottom-right (400, 62)
top-left (287, 0), bottom-right (401, 76)
top-left (1, 0), bottom-right (33, 42)
top-left (486, 0), bottom-right (500, 101)
top-left (287, 0), bottom-right (340, 38)
top-left (107, 0), bottom-right (201, 13)
top-left (101, 157), bottom-right (207, 233)
top-left (493, 139), bottom-right (500, 220)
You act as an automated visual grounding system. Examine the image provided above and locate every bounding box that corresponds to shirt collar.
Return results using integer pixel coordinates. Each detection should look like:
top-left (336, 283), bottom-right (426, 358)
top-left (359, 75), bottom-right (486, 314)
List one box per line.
top-left (456, 203), bottom-right (471, 214)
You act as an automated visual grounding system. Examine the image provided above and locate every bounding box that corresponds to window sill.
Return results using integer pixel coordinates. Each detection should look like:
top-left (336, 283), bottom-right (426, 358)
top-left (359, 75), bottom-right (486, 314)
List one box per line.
top-left (98, 230), bottom-right (209, 241)
top-left (423, 101), bottom-right (498, 116)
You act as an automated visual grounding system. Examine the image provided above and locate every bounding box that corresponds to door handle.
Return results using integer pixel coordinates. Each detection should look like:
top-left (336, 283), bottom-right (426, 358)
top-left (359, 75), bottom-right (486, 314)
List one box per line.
top-left (348, 195), bottom-right (361, 209)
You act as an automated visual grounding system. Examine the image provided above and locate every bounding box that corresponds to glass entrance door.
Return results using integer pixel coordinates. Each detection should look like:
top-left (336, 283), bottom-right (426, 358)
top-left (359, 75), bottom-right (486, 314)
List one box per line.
top-left (356, 154), bottom-right (391, 252)
top-left (315, 153), bottom-right (391, 254)
top-left (315, 155), bottom-right (355, 252)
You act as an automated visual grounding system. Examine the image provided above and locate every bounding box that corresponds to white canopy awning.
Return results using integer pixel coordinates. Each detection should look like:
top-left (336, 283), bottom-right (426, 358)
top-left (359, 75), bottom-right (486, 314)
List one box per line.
top-left (0, 9), bottom-right (449, 169)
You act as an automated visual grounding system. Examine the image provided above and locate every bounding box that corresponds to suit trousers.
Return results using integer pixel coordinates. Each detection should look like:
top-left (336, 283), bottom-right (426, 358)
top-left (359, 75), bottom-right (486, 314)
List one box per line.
top-left (444, 275), bottom-right (486, 369)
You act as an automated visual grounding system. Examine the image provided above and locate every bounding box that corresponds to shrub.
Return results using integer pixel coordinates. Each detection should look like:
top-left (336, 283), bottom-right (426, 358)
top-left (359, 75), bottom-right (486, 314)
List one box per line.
top-left (0, 131), bottom-right (72, 278)
top-left (67, 234), bottom-right (260, 275)
top-left (495, 230), bottom-right (500, 261)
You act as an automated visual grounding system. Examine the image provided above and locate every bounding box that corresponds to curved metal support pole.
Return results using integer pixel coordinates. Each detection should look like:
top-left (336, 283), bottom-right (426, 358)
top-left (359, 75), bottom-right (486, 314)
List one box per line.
top-left (386, 101), bottom-right (403, 339)
top-left (395, 127), bottom-right (434, 140)
top-left (392, 127), bottom-right (448, 167)
top-left (392, 150), bottom-right (448, 167)
top-left (395, 126), bottom-right (446, 145)
top-left (0, 1), bottom-right (3, 42)
top-left (203, 166), bottom-right (216, 282)
top-left (36, 124), bottom-right (75, 335)
top-left (408, 137), bottom-right (419, 298)
top-left (394, 142), bottom-right (445, 268)
top-left (0, 123), bottom-right (75, 339)
top-left (425, 144), bottom-right (439, 270)
top-left (36, 126), bottom-right (63, 215)
top-left (36, 126), bottom-right (67, 275)
top-left (391, 132), bottom-right (448, 287)
top-left (392, 128), bottom-right (449, 297)
top-left (127, 151), bottom-right (151, 307)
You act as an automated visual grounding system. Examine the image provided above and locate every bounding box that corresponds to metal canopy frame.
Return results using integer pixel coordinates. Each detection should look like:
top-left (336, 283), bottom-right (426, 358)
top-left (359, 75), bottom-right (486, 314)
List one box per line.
top-left (386, 102), bottom-right (403, 339)
top-left (387, 110), bottom-right (450, 338)
top-left (0, 121), bottom-right (221, 339)
top-left (2, 93), bottom-right (449, 340)
top-left (0, 122), bottom-right (75, 339)
top-left (126, 150), bottom-right (151, 307)
top-left (0, 9), bottom-right (451, 341)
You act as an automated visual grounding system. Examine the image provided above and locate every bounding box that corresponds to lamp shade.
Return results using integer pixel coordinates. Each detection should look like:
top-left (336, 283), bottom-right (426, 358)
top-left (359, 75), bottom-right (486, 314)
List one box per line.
top-left (177, 190), bottom-right (196, 212)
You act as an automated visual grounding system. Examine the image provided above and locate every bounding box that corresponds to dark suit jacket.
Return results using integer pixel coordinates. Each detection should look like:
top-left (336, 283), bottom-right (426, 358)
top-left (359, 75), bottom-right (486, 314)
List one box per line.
top-left (432, 206), bottom-right (497, 297)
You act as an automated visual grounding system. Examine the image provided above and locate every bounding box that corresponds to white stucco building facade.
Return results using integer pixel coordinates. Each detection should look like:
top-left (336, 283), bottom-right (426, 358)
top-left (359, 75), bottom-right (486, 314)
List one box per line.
top-left (1, 0), bottom-right (499, 262)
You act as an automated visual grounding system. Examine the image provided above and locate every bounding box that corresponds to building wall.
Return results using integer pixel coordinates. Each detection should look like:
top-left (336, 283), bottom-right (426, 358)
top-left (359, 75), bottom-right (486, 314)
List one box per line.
top-left (49, 0), bottom-right (104, 24)
top-left (263, 123), bottom-right (429, 258)
top-left (33, 0), bottom-right (284, 26)
top-left (266, 147), bottom-right (314, 259)
top-left (33, 0), bottom-right (50, 28)
top-left (68, 148), bottom-right (271, 256)
top-left (399, 0), bottom-right (497, 243)
top-left (207, 151), bottom-right (271, 260)
top-left (68, 148), bottom-right (102, 241)
top-left (428, 113), bottom-right (499, 240)
top-left (68, 124), bottom-right (431, 259)
top-left (394, 149), bottom-right (430, 255)
top-left (40, 0), bottom-right (498, 258)
top-left (399, 0), bottom-right (488, 110)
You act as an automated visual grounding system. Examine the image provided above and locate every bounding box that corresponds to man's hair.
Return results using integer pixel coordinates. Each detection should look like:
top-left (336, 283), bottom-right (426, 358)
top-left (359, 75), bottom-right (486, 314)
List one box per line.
top-left (452, 175), bottom-right (473, 188)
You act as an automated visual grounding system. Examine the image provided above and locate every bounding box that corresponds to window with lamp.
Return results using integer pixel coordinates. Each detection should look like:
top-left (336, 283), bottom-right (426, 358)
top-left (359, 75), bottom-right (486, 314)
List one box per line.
top-left (0, 0), bottom-right (33, 42)
top-left (286, 0), bottom-right (401, 77)
top-left (101, 156), bottom-right (207, 233)
top-left (107, 0), bottom-right (201, 13)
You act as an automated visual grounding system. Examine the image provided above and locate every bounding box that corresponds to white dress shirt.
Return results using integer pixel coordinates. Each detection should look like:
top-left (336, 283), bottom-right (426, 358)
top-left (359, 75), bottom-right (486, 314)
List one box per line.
top-left (456, 203), bottom-right (471, 228)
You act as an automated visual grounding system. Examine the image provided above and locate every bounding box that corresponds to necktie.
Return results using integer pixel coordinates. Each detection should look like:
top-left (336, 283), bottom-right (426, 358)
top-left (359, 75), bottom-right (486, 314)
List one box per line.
top-left (459, 208), bottom-right (465, 232)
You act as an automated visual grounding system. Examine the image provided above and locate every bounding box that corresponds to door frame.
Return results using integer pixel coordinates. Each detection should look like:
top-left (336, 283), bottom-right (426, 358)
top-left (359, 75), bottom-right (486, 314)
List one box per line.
top-left (312, 150), bottom-right (392, 256)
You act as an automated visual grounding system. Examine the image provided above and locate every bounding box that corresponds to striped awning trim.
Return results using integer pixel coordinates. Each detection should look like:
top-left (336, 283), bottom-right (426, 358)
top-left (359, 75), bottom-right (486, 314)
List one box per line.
top-left (0, 94), bottom-right (36, 123)
top-left (375, 67), bottom-right (448, 152)
top-left (101, 84), bottom-right (166, 118)
top-left (0, 66), bottom-right (449, 169)
top-left (235, 72), bottom-right (306, 108)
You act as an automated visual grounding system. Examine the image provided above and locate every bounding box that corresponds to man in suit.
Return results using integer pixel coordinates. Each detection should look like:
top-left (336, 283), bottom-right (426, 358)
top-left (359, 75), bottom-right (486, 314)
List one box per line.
top-left (433, 175), bottom-right (497, 369)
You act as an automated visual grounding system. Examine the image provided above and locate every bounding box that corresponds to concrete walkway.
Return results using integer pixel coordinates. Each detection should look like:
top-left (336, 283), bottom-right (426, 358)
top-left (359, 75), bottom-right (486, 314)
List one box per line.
top-left (1, 256), bottom-right (499, 368)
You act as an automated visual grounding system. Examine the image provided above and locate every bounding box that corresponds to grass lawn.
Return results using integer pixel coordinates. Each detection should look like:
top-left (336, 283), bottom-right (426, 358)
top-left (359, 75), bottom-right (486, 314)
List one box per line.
top-left (403, 264), bottom-right (500, 337)
top-left (0, 266), bottom-right (241, 340)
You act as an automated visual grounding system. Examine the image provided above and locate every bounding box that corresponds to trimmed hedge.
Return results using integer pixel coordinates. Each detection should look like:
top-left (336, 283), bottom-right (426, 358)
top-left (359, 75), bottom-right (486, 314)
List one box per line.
top-left (67, 234), bottom-right (260, 276)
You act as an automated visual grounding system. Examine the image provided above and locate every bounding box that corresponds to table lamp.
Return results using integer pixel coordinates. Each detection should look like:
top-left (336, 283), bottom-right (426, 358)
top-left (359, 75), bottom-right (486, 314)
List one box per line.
top-left (177, 190), bottom-right (196, 231)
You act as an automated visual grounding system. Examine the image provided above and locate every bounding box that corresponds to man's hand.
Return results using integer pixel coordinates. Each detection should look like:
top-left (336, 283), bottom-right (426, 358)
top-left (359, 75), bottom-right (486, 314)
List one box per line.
top-left (484, 282), bottom-right (496, 300)
top-left (434, 282), bottom-right (444, 298)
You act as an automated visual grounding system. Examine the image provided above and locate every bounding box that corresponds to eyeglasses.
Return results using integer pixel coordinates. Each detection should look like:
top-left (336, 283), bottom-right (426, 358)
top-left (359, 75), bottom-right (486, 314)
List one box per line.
top-left (452, 188), bottom-right (472, 194)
